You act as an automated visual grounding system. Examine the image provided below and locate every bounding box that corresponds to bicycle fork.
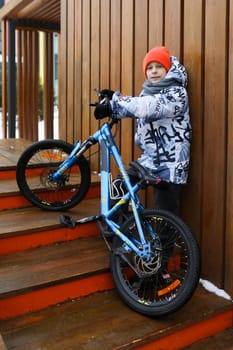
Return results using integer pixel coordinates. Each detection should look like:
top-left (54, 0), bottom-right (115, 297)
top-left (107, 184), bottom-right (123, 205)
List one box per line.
top-left (50, 137), bottom-right (97, 182)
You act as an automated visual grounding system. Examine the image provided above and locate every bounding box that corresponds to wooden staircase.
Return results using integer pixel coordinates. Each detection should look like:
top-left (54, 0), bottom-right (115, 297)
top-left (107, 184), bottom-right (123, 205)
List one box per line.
top-left (0, 139), bottom-right (232, 350)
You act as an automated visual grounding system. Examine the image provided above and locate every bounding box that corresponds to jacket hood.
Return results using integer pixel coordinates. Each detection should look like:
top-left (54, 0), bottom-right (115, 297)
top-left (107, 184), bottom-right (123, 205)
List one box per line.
top-left (165, 56), bottom-right (188, 88)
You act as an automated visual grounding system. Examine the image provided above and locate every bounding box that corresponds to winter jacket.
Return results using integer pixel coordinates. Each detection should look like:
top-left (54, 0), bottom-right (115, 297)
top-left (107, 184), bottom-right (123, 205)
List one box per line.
top-left (110, 56), bottom-right (191, 184)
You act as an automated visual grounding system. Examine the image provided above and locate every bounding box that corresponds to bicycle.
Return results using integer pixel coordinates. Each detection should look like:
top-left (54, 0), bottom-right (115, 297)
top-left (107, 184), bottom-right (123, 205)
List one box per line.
top-left (16, 91), bottom-right (200, 317)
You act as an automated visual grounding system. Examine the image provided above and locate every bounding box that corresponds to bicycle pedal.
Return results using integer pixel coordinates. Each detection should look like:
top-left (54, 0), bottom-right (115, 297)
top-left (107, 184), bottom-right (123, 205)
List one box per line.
top-left (60, 214), bottom-right (76, 228)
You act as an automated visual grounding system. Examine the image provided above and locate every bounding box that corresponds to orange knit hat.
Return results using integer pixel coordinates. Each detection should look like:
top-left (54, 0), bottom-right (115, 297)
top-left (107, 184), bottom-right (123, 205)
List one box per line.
top-left (142, 46), bottom-right (171, 77)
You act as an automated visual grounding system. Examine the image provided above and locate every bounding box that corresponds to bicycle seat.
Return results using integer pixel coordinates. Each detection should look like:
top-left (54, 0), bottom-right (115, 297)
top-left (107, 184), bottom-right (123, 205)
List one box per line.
top-left (129, 161), bottom-right (162, 187)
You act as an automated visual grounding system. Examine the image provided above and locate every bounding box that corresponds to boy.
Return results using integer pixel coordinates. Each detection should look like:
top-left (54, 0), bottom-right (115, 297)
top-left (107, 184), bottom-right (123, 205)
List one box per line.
top-left (95, 46), bottom-right (191, 216)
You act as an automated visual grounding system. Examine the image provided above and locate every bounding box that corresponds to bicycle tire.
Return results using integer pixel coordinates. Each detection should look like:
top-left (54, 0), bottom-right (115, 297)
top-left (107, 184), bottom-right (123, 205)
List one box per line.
top-left (110, 209), bottom-right (200, 317)
top-left (16, 139), bottom-right (91, 211)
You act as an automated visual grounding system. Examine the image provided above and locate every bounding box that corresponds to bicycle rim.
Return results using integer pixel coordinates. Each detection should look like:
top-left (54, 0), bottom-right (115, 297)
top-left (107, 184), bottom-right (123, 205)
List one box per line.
top-left (16, 140), bottom-right (91, 211)
top-left (110, 209), bottom-right (200, 317)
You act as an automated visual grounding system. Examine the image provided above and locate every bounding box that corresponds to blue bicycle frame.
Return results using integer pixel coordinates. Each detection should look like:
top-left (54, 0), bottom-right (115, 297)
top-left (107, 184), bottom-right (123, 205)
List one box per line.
top-left (52, 121), bottom-right (154, 261)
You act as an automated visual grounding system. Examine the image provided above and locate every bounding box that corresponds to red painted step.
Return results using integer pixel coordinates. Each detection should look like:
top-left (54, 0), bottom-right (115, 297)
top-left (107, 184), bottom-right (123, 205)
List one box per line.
top-left (0, 176), bottom-right (100, 211)
top-left (0, 198), bottom-right (100, 255)
top-left (0, 236), bottom-right (114, 320)
top-left (0, 286), bottom-right (232, 349)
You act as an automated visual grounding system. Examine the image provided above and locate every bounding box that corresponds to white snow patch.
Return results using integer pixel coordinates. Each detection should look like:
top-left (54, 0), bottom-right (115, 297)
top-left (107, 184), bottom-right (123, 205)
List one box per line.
top-left (199, 278), bottom-right (232, 302)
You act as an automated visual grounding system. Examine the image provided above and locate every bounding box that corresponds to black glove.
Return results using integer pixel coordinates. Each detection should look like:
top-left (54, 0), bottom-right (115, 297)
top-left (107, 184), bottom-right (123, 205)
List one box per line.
top-left (94, 103), bottom-right (112, 120)
top-left (100, 89), bottom-right (115, 100)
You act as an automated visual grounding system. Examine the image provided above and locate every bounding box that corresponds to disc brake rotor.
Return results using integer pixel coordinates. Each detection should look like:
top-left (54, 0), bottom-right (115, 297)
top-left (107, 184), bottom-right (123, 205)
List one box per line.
top-left (40, 168), bottom-right (68, 189)
top-left (134, 251), bottom-right (162, 276)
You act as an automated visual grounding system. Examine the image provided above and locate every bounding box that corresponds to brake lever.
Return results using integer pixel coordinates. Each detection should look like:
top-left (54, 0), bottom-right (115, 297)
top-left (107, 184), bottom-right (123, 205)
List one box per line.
top-left (94, 88), bottom-right (101, 97)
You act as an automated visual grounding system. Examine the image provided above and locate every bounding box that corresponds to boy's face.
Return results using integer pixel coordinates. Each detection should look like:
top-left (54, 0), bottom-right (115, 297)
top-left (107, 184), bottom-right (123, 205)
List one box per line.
top-left (146, 62), bottom-right (167, 84)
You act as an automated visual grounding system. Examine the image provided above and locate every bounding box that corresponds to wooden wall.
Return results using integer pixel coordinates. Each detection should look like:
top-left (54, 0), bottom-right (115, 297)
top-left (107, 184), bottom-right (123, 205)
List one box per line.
top-left (59, 0), bottom-right (233, 295)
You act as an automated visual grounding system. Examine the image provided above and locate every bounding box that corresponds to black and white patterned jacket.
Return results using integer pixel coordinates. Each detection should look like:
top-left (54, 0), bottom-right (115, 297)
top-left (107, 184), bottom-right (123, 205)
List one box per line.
top-left (110, 56), bottom-right (191, 184)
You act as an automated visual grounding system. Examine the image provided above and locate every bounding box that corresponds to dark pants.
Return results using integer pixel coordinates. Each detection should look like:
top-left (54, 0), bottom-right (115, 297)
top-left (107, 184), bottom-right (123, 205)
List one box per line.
top-left (153, 183), bottom-right (182, 272)
top-left (154, 183), bottom-right (181, 216)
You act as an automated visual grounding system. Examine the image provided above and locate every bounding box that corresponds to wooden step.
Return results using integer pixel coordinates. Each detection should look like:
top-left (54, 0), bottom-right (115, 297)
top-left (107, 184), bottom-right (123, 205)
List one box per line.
top-left (182, 326), bottom-right (233, 349)
top-left (0, 178), bottom-right (31, 210)
top-left (0, 198), bottom-right (100, 255)
top-left (0, 285), bottom-right (232, 350)
top-left (0, 236), bottom-right (114, 320)
top-left (0, 175), bottom-right (100, 211)
top-left (0, 138), bottom-right (32, 171)
top-left (0, 138), bottom-right (32, 210)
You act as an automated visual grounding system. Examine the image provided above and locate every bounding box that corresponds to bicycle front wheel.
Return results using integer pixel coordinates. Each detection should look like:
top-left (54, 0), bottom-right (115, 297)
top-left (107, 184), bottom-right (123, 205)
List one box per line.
top-left (110, 209), bottom-right (200, 317)
top-left (16, 139), bottom-right (91, 211)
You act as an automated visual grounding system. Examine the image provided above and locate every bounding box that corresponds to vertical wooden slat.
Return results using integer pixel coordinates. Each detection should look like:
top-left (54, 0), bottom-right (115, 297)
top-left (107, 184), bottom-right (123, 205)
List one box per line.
top-left (134, 0), bottom-right (147, 96)
top-left (182, 0), bottom-right (204, 241)
top-left (110, 0), bottom-right (121, 91)
top-left (148, 0), bottom-right (164, 48)
top-left (17, 29), bottom-right (23, 138)
top-left (133, 0), bottom-right (148, 205)
top-left (23, 31), bottom-right (30, 139)
top-left (202, 0), bottom-right (227, 286)
top-left (33, 31), bottom-right (39, 140)
top-left (134, 0), bottom-right (147, 95)
top-left (66, 0), bottom-right (75, 144)
top-left (22, 30), bottom-right (28, 139)
top-left (73, 0), bottom-right (82, 141)
top-left (33, 31), bottom-right (38, 140)
top-left (225, 0), bottom-right (233, 295)
top-left (90, 0), bottom-right (100, 171)
top-left (164, 0), bottom-right (182, 57)
top-left (82, 0), bottom-right (91, 143)
top-left (146, 0), bottom-right (164, 208)
top-left (121, 0), bottom-right (133, 166)
top-left (99, 0), bottom-right (110, 97)
top-left (100, 0), bottom-right (110, 88)
top-left (59, 0), bottom-right (68, 140)
top-left (27, 30), bottom-right (35, 140)
top-left (1, 20), bottom-right (7, 138)
top-left (20, 30), bottom-right (26, 138)
top-left (43, 32), bottom-right (54, 139)
top-left (28, 31), bottom-right (33, 139)
top-left (109, 0), bottom-right (121, 178)
top-left (35, 31), bottom-right (39, 140)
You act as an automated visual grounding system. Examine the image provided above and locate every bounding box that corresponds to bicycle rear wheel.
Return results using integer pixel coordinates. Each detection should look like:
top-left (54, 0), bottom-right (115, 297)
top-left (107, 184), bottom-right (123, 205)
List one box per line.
top-left (110, 209), bottom-right (200, 317)
top-left (16, 139), bottom-right (91, 211)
